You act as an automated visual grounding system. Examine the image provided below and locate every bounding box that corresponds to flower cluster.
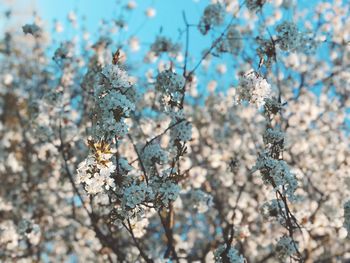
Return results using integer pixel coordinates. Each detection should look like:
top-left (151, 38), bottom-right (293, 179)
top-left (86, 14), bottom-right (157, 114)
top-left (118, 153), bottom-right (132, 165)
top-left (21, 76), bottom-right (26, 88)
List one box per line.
top-left (128, 217), bottom-right (149, 238)
top-left (188, 189), bottom-right (213, 213)
top-left (276, 21), bottom-right (317, 52)
top-left (150, 36), bottom-right (181, 56)
top-left (237, 71), bottom-right (271, 107)
top-left (217, 26), bottom-right (243, 55)
top-left (214, 244), bottom-right (245, 263)
top-left (264, 97), bottom-right (282, 114)
top-left (140, 142), bottom-right (168, 175)
top-left (169, 110), bottom-right (192, 145)
top-left (260, 199), bottom-right (287, 224)
top-left (263, 128), bottom-right (284, 146)
top-left (198, 4), bottom-right (225, 35)
top-left (275, 236), bottom-right (298, 260)
top-left (344, 200), bottom-right (350, 237)
top-left (122, 182), bottom-right (151, 209)
top-left (4, 0), bottom-right (350, 261)
top-left (98, 64), bottom-right (132, 91)
top-left (246, 0), bottom-right (267, 12)
top-left (93, 64), bottom-right (136, 140)
top-left (254, 154), bottom-right (298, 201)
top-left (156, 180), bottom-right (181, 206)
top-left (18, 219), bottom-right (41, 246)
top-left (76, 140), bottom-right (116, 195)
top-left (155, 70), bottom-right (185, 108)
top-left (53, 42), bottom-right (74, 64)
top-left (256, 37), bottom-right (276, 67)
top-left (0, 221), bottom-right (19, 250)
top-left (263, 128), bottom-right (285, 156)
top-left (22, 23), bottom-right (41, 36)
top-left (276, 22), bottom-right (301, 51)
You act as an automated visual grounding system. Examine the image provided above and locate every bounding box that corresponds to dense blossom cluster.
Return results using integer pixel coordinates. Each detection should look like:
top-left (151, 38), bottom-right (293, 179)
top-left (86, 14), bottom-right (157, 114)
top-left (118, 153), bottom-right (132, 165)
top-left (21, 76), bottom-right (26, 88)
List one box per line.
top-left (198, 4), bottom-right (225, 35)
top-left (169, 110), bottom-right (192, 144)
top-left (93, 64), bottom-right (136, 140)
top-left (122, 182), bottom-right (149, 209)
top-left (276, 21), bottom-right (300, 51)
top-left (237, 71), bottom-right (271, 107)
top-left (217, 26), bottom-right (243, 55)
top-left (17, 219), bottom-right (41, 245)
top-left (254, 153), bottom-right (298, 201)
top-left (76, 141), bottom-right (116, 195)
top-left (263, 128), bottom-right (284, 147)
top-left (188, 189), bottom-right (213, 213)
top-left (1, 0), bottom-right (350, 262)
top-left (275, 236), bottom-right (298, 260)
top-left (214, 244), bottom-right (245, 263)
top-left (260, 199), bottom-right (286, 223)
top-left (155, 69), bottom-right (185, 108)
top-left (246, 0), bottom-right (267, 12)
top-left (150, 36), bottom-right (181, 57)
top-left (344, 201), bottom-right (350, 238)
top-left (140, 142), bottom-right (168, 174)
top-left (76, 63), bottom-right (191, 229)
top-left (22, 23), bottom-right (41, 36)
top-left (0, 221), bottom-right (19, 250)
top-left (276, 21), bottom-right (317, 53)
top-left (53, 42), bottom-right (74, 64)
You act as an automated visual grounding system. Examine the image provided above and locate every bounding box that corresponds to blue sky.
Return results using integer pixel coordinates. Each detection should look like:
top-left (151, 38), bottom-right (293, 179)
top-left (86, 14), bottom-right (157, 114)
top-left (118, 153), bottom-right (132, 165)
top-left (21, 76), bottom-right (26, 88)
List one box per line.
top-left (37, 0), bottom-right (209, 52)
top-left (0, 0), bottom-right (333, 98)
top-left (34, 0), bottom-right (229, 95)
top-left (0, 0), bottom-right (210, 59)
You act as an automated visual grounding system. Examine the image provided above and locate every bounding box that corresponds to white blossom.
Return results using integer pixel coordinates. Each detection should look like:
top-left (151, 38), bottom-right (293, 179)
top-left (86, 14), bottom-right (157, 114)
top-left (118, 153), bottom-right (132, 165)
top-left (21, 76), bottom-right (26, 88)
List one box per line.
top-left (237, 71), bottom-right (271, 107)
top-left (275, 236), bottom-right (298, 260)
top-left (198, 4), bottom-right (225, 35)
top-left (344, 200), bottom-right (350, 237)
top-left (22, 23), bottom-right (41, 36)
top-left (214, 244), bottom-right (245, 263)
top-left (254, 154), bottom-right (298, 201)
